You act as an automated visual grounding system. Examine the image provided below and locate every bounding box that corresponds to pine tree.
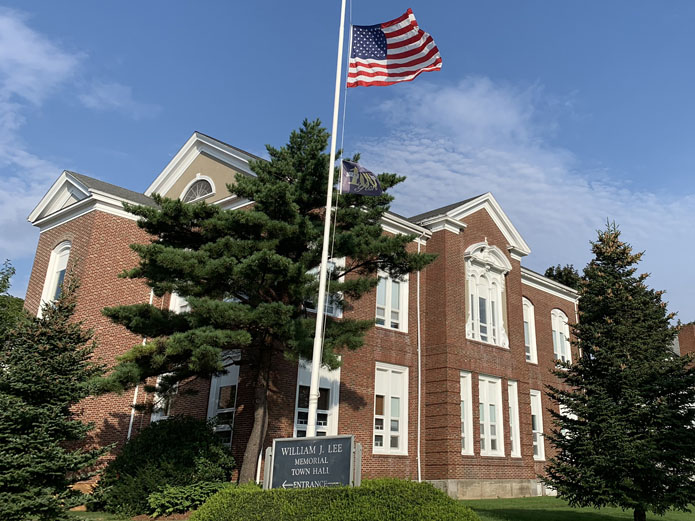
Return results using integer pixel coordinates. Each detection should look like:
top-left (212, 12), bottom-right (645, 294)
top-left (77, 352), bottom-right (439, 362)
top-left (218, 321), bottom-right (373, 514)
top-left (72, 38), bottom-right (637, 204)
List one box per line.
top-left (0, 279), bottom-right (106, 521)
top-left (544, 263), bottom-right (582, 291)
top-left (0, 261), bottom-right (26, 341)
top-left (544, 223), bottom-right (695, 521)
top-left (99, 119), bottom-right (436, 483)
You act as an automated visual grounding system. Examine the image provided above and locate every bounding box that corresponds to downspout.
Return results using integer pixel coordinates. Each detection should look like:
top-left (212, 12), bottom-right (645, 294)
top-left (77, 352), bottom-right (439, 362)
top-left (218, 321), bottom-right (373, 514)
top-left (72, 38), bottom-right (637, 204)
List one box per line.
top-left (416, 231), bottom-right (425, 482)
top-left (127, 288), bottom-right (154, 440)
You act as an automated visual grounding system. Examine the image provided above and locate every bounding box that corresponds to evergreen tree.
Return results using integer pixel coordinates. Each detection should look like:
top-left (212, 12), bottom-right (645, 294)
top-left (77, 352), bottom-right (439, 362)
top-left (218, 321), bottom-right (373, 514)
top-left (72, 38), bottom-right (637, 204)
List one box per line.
top-left (0, 279), bottom-right (106, 521)
top-left (544, 263), bottom-right (582, 291)
top-left (99, 120), bottom-right (436, 482)
top-left (0, 261), bottom-right (26, 341)
top-left (544, 223), bottom-right (695, 521)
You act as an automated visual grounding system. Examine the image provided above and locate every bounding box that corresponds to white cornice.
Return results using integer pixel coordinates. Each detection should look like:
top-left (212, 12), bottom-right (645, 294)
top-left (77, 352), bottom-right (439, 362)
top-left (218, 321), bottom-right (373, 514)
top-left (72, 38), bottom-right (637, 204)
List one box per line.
top-left (418, 215), bottom-right (466, 235)
top-left (27, 171), bottom-right (91, 223)
top-left (520, 266), bottom-right (578, 303)
top-left (145, 132), bottom-right (257, 197)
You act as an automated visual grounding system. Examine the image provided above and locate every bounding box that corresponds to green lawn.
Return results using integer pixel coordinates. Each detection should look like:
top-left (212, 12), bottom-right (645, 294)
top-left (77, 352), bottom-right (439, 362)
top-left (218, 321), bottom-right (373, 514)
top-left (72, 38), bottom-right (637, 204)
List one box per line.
top-left (67, 512), bottom-right (131, 521)
top-left (463, 497), bottom-right (695, 521)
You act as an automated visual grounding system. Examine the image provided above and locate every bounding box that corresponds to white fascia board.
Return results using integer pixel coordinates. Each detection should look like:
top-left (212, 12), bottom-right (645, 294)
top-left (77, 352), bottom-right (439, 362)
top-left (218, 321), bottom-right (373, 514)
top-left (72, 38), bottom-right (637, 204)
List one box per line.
top-left (381, 212), bottom-right (431, 244)
top-left (145, 132), bottom-right (257, 197)
top-left (27, 171), bottom-right (91, 223)
top-left (448, 193), bottom-right (531, 257)
top-left (520, 266), bottom-right (578, 303)
top-left (33, 191), bottom-right (149, 233)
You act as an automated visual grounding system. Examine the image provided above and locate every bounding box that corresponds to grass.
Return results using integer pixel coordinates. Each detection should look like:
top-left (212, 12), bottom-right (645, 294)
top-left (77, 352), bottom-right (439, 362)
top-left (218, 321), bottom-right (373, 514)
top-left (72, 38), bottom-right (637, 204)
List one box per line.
top-left (66, 512), bottom-right (131, 521)
top-left (463, 497), bottom-right (695, 521)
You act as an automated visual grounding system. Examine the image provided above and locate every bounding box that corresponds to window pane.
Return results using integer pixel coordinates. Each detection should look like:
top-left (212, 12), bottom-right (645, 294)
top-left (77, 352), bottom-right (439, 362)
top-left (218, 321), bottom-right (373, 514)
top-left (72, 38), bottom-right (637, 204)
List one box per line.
top-left (376, 278), bottom-right (387, 307)
top-left (391, 280), bottom-right (400, 311)
top-left (479, 297), bottom-right (487, 325)
top-left (298, 385), bottom-right (310, 409)
top-left (375, 395), bottom-right (384, 416)
top-left (479, 402), bottom-right (485, 422)
top-left (390, 436), bottom-right (399, 449)
top-left (374, 435), bottom-right (383, 447)
top-left (523, 321), bottom-right (530, 348)
top-left (297, 411), bottom-right (308, 425)
top-left (390, 419), bottom-right (399, 432)
top-left (489, 404), bottom-right (496, 423)
top-left (490, 439), bottom-right (497, 451)
top-left (297, 430), bottom-right (306, 438)
top-left (215, 429), bottom-right (232, 445)
top-left (374, 418), bottom-right (384, 431)
top-left (218, 384), bottom-right (237, 410)
top-left (317, 387), bottom-right (330, 411)
top-left (317, 413), bottom-right (328, 427)
top-left (53, 269), bottom-right (66, 300)
top-left (391, 397), bottom-right (400, 418)
top-left (532, 414), bottom-right (537, 431)
top-left (390, 310), bottom-right (399, 329)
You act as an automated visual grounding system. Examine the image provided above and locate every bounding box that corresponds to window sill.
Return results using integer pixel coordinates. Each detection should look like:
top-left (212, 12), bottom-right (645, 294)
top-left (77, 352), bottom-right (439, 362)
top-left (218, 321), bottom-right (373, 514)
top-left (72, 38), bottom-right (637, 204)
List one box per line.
top-left (372, 451), bottom-right (409, 457)
top-left (466, 337), bottom-right (509, 350)
top-left (533, 457), bottom-right (546, 462)
top-left (375, 324), bottom-right (408, 334)
top-left (480, 453), bottom-right (506, 458)
top-left (525, 360), bottom-right (538, 366)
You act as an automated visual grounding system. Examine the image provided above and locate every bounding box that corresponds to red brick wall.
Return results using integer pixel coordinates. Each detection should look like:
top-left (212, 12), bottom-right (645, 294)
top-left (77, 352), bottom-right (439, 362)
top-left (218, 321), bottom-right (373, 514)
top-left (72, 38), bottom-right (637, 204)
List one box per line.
top-left (25, 211), bottom-right (166, 454)
top-left (24, 203), bottom-right (577, 486)
top-left (679, 324), bottom-right (695, 357)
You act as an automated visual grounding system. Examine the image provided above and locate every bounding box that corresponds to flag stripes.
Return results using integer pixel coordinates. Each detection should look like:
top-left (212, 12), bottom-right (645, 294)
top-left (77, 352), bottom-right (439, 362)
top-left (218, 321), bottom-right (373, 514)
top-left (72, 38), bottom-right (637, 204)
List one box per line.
top-left (347, 8), bottom-right (442, 87)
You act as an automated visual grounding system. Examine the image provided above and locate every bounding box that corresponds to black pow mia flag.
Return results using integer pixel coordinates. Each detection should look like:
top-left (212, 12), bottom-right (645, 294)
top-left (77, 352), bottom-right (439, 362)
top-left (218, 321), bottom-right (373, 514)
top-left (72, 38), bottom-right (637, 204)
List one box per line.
top-left (340, 160), bottom-right (383, 196)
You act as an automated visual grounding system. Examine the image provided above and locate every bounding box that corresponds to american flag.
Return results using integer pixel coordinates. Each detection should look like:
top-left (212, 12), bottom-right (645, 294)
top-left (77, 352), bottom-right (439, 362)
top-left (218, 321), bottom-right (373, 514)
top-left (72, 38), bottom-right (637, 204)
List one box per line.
top-left (347, 8), bottom-right (442, 88)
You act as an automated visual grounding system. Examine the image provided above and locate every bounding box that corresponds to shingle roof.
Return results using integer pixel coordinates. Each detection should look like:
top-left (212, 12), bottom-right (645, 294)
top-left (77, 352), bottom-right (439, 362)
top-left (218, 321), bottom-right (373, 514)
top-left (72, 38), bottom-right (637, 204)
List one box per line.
top-left (408, 194), bottom-right (485, 223)
top-left (67, 171), bottom-right (157, 207)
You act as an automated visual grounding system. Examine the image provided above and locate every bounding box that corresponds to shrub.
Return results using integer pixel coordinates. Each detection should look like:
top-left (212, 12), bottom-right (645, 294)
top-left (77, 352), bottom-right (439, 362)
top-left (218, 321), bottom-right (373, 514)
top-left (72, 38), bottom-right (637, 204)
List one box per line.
top-left (91, 415), bottom-right (234, 516)
top-left (148, 482), bottom-right (233, 517)
top-left (190, 479), bottom-right (479, 521)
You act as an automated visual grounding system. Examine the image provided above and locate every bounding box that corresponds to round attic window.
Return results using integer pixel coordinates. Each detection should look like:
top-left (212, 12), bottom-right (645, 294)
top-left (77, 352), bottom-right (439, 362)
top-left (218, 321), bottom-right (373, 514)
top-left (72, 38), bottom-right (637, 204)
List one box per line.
top-left (182, 179), bottom-right (213, 203)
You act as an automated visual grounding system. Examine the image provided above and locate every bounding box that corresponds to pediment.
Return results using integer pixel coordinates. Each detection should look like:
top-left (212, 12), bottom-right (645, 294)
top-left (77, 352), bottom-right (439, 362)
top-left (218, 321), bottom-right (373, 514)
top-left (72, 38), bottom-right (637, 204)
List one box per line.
top-left (28, 171), bottom-right (91, 223)
top-left (145, 132), bottom-right (260, 205)
top-left (414, 193), bottom-right (531, 258)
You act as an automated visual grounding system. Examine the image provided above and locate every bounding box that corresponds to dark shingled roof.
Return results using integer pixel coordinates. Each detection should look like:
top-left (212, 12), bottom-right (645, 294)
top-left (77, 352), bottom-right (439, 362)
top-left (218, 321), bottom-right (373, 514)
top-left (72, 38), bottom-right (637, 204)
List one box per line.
top-left (408, 194), bottom-right (485, 223)
top-left (67, 171), bottom-right (157, 207)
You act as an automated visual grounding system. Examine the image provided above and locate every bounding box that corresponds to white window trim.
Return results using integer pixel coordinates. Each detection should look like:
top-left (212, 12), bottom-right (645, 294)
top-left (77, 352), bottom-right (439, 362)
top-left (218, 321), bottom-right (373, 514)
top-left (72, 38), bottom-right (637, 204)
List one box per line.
top-left (551, 309), bottom-right (571, 364)
top-left (38, 240), bottom-right (71, 317)
top-left (169, 292), bottom-right (191, 313)
top-left (522, 297), bottom-right (538, 364)
top-left (180, 174), bottom-right (216, 203)
top-left (293, 358), bottom-right (341, 437)
top-left (373, 362), bottom-right (409, 455)
top-left (508, 380), bottom-right (521, 458)
top-left (375, 272), bottom-right (409, 332)
top-left (207, 350), bottom-right (241, 446)
top-left (460, 371), bottom-right (473, 455)
top-left (465, 242), bottom-right (510, 348)
top-left (305, 258), bottom-right (345, 319)
top-left (478, 374), bottom-right (505, 457)
top-left (530, 389), bottom-right (545, 461)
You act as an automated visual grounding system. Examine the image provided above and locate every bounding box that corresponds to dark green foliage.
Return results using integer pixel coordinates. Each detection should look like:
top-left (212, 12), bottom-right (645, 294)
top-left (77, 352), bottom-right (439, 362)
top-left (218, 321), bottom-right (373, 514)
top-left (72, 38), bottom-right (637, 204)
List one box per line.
top-left (0, 279), bottom-right (106, 521)
top-left (544, 264), bottom-right (582, 291)
top-left (0, 260), bottom-right (27, 342)
top-left (90, 415), bottom-right (235, 516)
top-left (148, 482), bottom-right (234, 517)
top-left (190, 479), bottom-right (479, 521)
top-left (97, 119), bottom-right (436, 481)
top-left (544, 223), bottom-right (695, 521)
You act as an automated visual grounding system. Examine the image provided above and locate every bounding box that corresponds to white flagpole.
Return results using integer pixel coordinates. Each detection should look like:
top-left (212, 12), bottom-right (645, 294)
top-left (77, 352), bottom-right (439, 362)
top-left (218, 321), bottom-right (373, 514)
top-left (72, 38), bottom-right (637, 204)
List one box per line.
top-left (306, 0), bottom-right (347, 438)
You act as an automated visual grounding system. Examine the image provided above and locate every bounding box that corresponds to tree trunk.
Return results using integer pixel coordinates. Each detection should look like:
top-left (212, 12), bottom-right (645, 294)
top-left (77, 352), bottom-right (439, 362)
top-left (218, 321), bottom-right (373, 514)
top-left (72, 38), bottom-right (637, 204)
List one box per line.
top-left (238, 348), bottom-right (272, 483)
top-left (634, 507), bottom-right (646, 521)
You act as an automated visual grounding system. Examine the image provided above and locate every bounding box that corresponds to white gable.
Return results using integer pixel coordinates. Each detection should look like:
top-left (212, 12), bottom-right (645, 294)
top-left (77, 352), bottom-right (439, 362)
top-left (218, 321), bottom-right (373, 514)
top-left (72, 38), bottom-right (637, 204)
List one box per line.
top-left (27, 171), bottom-right (91, 223)
top-left (145, 132), bottom-right (258, 197)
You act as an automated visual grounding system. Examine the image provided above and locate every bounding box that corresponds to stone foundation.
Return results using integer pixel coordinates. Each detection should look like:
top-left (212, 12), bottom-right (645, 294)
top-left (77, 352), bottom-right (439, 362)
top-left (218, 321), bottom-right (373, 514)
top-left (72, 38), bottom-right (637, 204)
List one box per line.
top-left (428, 478), bottom-right (555, 499)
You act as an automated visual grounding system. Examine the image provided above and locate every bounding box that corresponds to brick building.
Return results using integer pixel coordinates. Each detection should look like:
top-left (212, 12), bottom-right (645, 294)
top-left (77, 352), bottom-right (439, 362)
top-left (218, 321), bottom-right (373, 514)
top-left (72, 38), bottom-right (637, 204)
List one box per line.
top-left (25, 132), bottom-right (578, 498)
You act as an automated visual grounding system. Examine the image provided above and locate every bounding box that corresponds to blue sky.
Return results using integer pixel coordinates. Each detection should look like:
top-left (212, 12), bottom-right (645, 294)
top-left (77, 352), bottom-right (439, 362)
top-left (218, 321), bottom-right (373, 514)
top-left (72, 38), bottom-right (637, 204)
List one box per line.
top-left (1, 1), bottom-right (694, 319)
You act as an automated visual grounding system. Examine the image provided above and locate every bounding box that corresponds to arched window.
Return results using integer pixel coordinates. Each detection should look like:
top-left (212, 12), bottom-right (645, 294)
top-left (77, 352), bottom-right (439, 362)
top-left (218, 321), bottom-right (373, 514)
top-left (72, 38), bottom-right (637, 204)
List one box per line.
top-left (181, 178), bottom-right (213, 203)
top-left (465, 242), bottom-right (511, 347)
top-left (39, 241), bottom-right (71, 316)
top-left (551, 309), bottom-right (571, 363)
top-left (522, 297), bottom-right (537, 363)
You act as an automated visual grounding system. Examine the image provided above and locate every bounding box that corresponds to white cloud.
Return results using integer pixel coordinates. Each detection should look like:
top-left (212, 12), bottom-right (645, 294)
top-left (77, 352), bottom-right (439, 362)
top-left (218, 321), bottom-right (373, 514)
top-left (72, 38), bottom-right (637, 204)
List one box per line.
top-left (79, 80), bottom-right (160, 119)
top-left (358, 77), bottom-right (695, 320)
top-left (0, 9), bottom-right (80, 276)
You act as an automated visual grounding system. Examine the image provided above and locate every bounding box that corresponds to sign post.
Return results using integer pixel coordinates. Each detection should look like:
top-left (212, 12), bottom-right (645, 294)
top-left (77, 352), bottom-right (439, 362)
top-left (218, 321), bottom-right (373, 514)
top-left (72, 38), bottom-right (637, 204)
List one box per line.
top-left (265, 435), bottom-right (360, 490)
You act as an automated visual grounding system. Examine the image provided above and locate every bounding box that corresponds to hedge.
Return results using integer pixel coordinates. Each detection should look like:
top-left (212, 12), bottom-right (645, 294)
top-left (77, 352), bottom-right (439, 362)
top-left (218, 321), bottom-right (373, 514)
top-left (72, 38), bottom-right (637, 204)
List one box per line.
top-left (190, 479), bottom-right (479, 521)
top-left (148, 482), bottom-right (234, 517)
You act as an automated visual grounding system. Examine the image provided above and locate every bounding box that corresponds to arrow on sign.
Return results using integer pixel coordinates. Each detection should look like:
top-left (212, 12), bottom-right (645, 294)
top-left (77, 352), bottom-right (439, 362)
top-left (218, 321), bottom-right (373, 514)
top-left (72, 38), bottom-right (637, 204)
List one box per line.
top-left (282, 480), bottom-right (295, 489)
